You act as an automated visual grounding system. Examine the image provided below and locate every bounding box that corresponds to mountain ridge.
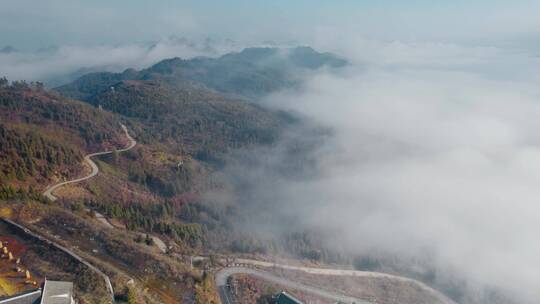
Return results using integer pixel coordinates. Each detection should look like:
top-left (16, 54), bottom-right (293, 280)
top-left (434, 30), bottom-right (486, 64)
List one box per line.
top-left (56, 46), bottom-right (347, 101)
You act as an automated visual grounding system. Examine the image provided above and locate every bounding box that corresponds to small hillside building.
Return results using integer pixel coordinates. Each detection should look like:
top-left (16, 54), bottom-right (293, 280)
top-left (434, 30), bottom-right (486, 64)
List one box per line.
top-left (0, 280), bottom-right (74, 304)
top-left (40, 280), bottom-right (74, 304)
top-left (0, 290), bottom-right (41, 304)
top-left (275, 291), bottom-right (304, 304)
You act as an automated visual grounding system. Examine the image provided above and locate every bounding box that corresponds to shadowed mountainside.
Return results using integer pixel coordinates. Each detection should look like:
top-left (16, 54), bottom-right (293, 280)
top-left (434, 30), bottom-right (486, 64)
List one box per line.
top-left (56, 46), bottom-right (347, 100)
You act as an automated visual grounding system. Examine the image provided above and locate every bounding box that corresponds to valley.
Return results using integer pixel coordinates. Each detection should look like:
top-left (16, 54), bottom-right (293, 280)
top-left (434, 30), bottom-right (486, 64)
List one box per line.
top-left (0, 47), bottom-right (458, 304)
top-left (2, 2), bottom-right (538, 304)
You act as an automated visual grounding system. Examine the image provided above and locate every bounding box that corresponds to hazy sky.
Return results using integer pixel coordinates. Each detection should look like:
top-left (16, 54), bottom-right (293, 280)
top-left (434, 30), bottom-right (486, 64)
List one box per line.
top-left (1, 0), bottom-right (540, 50)
top-left (221, 41), bottom-right (540, 303)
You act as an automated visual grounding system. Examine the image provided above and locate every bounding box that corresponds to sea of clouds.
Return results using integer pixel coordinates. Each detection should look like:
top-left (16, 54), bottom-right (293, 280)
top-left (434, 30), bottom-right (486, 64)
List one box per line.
top-left (251, 39), bottom-right (540, 303)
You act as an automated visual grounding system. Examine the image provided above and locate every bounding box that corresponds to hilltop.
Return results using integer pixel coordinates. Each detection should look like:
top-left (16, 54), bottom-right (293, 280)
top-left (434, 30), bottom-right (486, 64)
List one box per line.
top-left (56, 46), bottom-right (347, 100)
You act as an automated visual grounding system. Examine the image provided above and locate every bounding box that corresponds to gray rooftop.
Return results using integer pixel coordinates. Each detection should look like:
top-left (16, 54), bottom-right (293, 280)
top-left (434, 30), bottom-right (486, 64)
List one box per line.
top-left (276, 291), bottom-right (304, 304)
top-left (40, 281), bottom-right (73, 304)
top-left (0, 289), bottom-right (41, 304)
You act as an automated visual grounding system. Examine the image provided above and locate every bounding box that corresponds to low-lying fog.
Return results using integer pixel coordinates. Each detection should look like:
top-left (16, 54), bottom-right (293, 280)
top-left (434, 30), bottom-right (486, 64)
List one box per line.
top-left (212, 40), bottom-right (540, 304)
top-left (0, 37), bottom-right (243, 87)
top-left (5, 35), bottom-right (540, 303)
top-left (4, 1), bottom-right (540, 303)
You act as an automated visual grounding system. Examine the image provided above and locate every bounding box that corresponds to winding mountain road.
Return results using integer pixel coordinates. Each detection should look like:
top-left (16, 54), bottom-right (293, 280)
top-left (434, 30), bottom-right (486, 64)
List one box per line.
top-left (216, 267), bottom-right (370, 304)
top-left (40, 124), bottom-right (169, 253)
top-left (238, 258), bottom-right (455, 303)
top-left (215, 258), bottom-right (457, 304)
top-left (38, 123), bottom-right (455, 304)
top-left (43, 124), bottom-right (136, 201)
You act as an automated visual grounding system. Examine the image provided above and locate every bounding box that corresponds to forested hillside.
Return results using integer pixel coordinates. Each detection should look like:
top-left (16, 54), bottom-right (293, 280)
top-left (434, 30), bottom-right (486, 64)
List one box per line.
top-left (89, 80), bottom-right (288, 160)
top-left (0, 123), bottom-right (82, 183)
top-left (0, 79), bottom-right (124, 149)
top-left (0, 79), bottom-right (125, 190)
top-left (0, 46), bottom-right (342, 262)
top-left (0, 47), bottom-right (351, 303)
top-left (48, 48), bottom-right (342, 260)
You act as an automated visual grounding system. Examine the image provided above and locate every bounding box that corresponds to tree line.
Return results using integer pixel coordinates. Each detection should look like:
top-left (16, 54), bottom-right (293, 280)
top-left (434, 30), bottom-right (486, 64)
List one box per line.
top-left (0, 123), bottom-right (82, 182)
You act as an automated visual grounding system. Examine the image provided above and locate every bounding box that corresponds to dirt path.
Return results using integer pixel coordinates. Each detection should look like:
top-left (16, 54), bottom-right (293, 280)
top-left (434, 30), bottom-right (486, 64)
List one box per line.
top-left (145, 235), bottom-right (167, 253)
top-left (86, 204), bottom-right (167, 253)
top-left (43, 124), bottom-right (136, 201)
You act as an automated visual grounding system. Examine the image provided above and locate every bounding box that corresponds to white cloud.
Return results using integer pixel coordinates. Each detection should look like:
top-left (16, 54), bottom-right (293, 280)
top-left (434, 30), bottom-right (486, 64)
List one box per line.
top-left (0, 37), bottom-right (242, 86)
top-left (249, 40), bottom-right (540, 303)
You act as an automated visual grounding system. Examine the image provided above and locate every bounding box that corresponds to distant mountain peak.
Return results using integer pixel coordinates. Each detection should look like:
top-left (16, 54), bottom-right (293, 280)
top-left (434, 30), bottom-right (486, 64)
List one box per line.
top-left (56, 46), bottom-right (348, 100)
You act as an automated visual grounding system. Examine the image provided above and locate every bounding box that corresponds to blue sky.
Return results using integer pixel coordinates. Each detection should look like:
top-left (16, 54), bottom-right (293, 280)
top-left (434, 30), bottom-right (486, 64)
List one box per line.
top-left (1, 0), bottom-right (539, 49)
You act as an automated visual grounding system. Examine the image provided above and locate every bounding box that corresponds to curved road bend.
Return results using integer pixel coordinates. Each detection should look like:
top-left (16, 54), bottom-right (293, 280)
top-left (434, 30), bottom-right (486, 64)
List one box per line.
top-left (42, 124), bottom-right (169, 254)
top-left (233, 258), bottom-right (456, 304)
top-left (215, 267), bottom-right (370, 304)
top-left (43, 124), bottom-right (136, 201)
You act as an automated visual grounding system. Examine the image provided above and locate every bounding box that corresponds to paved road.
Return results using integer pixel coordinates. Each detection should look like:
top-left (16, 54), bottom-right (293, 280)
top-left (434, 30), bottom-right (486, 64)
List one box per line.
top-left (215, 267), bottom-right (370, 304)
top-left (212, 257), bottom-right (457, 304)
top-left (233, 258), bottom-right (456, 304)
top-left (41, 123), bottom-right (168, 254)
top-left (43, 124), bottom-right (136, 201)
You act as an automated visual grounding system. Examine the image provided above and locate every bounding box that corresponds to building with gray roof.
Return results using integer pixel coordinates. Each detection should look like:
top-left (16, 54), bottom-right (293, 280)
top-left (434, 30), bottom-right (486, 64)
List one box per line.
top-left (0, 289), bottom-right (41, 304)
top-left (40, 280), bottom-right (74, 304)
top-left (276, 291), bottom-right (304, 304)
top-left (0, 280), bottom-right (74, 304)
